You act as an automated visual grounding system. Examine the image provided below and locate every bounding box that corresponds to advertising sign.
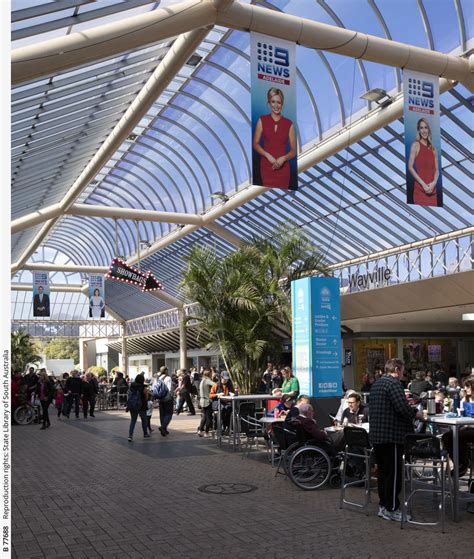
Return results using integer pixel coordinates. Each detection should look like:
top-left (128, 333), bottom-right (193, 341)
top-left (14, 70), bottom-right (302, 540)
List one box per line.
top-left (106, 258), bottom-right (163, 292)
top-left (89, 274), bottom-right (105, 319)
top-left (292, 277), bottom-right (342, 398)
top-left (251, 32), bottom-right (297, 190)
top-left (404, 70), bottom-right (443, 207)
top-left (32, 271), bottom-right (50, 317)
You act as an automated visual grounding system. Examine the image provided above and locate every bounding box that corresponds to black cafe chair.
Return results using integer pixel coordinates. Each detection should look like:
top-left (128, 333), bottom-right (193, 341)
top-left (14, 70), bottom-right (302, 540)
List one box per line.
top-left (339, 426), bottom-right (375, 515)
top-left (401, 433), bottom-right (451, 533)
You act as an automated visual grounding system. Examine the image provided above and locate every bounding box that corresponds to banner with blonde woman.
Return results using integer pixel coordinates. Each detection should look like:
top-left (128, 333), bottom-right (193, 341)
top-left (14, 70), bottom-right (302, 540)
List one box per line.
top-left (404, 70), bottom-right (443, 207)
top-left (251, 32), bottom-right (297, 190)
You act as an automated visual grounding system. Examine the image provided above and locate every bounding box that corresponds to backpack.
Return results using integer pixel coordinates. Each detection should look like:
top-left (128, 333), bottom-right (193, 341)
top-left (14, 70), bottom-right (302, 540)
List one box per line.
top-left (127, 389), bottom-right (142, 411)
top-left (151, 379), bottom-right (169, 400)
top-left (49, 382), bottom-right (57, 400)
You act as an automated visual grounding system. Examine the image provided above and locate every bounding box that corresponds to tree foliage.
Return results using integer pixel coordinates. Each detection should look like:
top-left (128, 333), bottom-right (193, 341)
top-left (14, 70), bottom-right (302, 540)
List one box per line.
top-left (11, 330), bottom-right (41, 373)
top-left (180, 224), bottom-right (329, 393)
top-left (43, 337), bottom-right (80, 363)
top-left (87, 366), bottom-right (107, 377)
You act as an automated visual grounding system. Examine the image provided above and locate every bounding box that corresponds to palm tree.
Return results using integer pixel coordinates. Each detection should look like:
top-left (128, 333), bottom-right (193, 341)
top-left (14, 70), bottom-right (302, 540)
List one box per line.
top-left (11, 330), bottom-right (41, 373)
top-left (181, 223), bottom-right (329, 393)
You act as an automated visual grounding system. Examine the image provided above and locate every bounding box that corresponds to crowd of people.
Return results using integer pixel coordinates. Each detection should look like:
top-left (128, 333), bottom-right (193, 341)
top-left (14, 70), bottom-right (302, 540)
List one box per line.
top-left (12, 367), bottom-right (100, 429)
top-left (11, 358), bottom-right (474, 521)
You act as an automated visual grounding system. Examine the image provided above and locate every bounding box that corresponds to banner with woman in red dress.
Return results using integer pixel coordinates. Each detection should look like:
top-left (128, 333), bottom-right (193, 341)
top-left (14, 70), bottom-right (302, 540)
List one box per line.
top-left (251, 32), bottom-right (297, 190)
top-left (404, 70), bottom-right (443, 207)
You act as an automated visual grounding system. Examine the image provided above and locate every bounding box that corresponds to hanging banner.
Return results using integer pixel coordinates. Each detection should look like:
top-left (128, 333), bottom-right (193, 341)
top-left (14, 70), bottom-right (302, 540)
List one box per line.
top-left (251, 32), bottom-right (297, 190)
top-left (89, 274), bottom-right (105, 319)
top-left (32, 272), bottom-right (50, 317)
top-left (106, 258), bottom-right (163, 292)
top-left (404, 70), bottom-right (443, 207)
top-left (291, 277), bottom-right (342, 398)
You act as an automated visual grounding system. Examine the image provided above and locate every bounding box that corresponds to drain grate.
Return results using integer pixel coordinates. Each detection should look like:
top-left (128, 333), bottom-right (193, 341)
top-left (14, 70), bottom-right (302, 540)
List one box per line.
top-left (198, 482), bottom-right (258, 495)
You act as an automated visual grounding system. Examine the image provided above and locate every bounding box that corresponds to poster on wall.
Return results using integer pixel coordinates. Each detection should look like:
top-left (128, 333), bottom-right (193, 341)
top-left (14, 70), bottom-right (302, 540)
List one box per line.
top-left (32, 272), bottom-right (50, 317)
top-left (89, 274), bottom-right (105, 319)
top-left (251, 32), bottom-right (297, 190)
top-left (404, 69), bottom-right (443, 207)
top-left (366, 348), bottom-right (385, 374)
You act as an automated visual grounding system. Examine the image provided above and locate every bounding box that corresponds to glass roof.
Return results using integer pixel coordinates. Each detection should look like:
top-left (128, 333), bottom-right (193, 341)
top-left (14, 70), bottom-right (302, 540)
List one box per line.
top-left (11, 0), bottom-right (473, 323)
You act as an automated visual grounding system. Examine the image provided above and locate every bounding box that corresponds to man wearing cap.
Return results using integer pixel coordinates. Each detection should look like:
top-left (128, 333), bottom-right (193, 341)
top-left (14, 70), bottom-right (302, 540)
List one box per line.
top-left (209, 371), bottom-right (234, 435)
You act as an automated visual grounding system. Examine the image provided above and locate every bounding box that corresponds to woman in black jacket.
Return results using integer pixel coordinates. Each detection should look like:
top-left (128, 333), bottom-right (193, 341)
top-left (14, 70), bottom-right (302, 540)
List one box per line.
top-left (36, 369), bottom-right (54, 430)
top-left (126, 374), bottom-right (150, 442)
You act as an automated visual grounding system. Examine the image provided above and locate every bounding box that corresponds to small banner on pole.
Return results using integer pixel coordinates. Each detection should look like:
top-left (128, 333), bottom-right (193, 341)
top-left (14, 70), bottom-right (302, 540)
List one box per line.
top-left (251, 32), bottom-right (297, 190)
top-left (106, 258), bottom-right (163, 292)
top-left (33, 271), bottom-right (50, 317)
top-left (404, 70), bottom-right (443, 207)
top-left (89, 274), bottom-right (105, 319)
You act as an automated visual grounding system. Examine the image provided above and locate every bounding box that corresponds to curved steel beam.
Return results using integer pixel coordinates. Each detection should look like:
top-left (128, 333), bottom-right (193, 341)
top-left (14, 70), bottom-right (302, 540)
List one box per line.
top-left (12, 0), bottom-right (216, 85)
top-left (12, 27), bottom-right (212, 273)
top-left (216, 2), bottom-right (472, 89)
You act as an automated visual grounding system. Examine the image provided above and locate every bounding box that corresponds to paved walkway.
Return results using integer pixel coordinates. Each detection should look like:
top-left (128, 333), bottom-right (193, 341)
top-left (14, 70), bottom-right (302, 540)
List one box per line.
top-left (12, 410), bottom-right (472, 559)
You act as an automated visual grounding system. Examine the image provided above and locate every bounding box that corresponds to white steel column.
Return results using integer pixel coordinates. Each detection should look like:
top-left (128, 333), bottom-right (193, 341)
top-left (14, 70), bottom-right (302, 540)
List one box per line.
top-left (178, 308), bottom-right (187, 370)
top-left (121, 324), bottom-right (129, 375)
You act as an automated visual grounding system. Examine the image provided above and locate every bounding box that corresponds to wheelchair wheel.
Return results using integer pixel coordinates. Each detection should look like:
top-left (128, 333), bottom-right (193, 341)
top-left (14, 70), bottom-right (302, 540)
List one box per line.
top-left (13, 405), bottom-right (34, 425)
top-left (288, 446), bottom-right (331, 490)
top-left (282, 441), bottom-right (302, 474)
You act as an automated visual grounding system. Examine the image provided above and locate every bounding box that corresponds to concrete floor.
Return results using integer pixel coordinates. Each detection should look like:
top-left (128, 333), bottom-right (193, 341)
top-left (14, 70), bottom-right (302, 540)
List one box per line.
top-left (12, 409), bottom-right (473, 558)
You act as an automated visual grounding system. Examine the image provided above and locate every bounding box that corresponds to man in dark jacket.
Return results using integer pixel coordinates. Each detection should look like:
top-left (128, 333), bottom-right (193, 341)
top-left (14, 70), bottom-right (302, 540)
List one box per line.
top-left (86, 373), bottom-right (99, 417)
top-left (126, 373), bottom-right (149, 442)
top-left (292, 404), bottom-right (331, 445)
top-left (64, 371), bottom-right (82, 418)
top-left (369, 359), bottom-right (423, 521)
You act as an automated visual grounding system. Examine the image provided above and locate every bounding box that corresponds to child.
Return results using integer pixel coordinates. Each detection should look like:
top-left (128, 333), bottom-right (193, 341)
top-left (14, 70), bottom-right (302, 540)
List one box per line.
top-left (272, 394), bottom-right (293, 418)
top-left (55, 385), bottom-right (65, 419)
top-left (146, 392), bottom-right (154, 433)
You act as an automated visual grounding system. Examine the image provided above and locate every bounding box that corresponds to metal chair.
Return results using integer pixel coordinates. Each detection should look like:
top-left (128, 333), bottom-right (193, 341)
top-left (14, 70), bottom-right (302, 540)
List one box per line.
top-left (401, 433), bottom-right (451, 532)
top-left (339, 426), bottom-right (375, 515)
top-left (271, 423), bottom-right (302, 478)
top-left (239, 415), bottom-right (267, 458)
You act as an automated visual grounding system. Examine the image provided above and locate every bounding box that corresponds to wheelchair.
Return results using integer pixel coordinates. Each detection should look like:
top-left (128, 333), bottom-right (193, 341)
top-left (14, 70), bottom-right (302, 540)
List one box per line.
top-left (273, 421), bottom-right (342, 490)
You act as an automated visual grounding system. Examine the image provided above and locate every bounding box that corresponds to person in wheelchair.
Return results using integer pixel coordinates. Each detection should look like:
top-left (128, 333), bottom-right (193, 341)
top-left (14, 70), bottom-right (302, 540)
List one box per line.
top-left (289, 403), bottom-right (334, 455)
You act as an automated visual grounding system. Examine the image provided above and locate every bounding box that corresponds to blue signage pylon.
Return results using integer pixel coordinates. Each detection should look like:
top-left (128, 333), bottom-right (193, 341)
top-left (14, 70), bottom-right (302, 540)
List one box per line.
top-left (291, 277), bottom-right (342, 398)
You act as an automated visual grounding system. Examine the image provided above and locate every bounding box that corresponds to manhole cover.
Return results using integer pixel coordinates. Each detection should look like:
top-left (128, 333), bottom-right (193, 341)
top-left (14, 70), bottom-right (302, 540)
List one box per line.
top-left (198, 482), bottom-right (258, 495)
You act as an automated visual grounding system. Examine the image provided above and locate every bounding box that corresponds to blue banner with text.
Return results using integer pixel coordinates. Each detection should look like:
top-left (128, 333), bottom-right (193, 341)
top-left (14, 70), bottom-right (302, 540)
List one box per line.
top-left (292, 277), bottom-right (342, 398)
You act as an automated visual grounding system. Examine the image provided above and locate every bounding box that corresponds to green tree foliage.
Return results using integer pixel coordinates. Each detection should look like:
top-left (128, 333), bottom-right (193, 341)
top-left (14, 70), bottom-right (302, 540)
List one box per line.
top-left (43, 337), bottom-right (79, 363)
top-left (180, 224), bottom-right (329, 393)
top-left (11, 330), bottom-right (41, 372)
top-left (87, 366), bottom-right (107, 377)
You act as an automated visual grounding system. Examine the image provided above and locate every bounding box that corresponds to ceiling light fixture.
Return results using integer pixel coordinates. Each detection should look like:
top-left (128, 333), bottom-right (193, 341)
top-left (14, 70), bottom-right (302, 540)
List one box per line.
top-left (462, 313), bottom-right (474, 321)
top-left (360, 88), bottom-right (394, 108)
top-left (127, 133), bottom-right (138, 141)
top-left (210, 191), bottom-right (229, 202)
top-left (186, 54), bottom-right (202, 67)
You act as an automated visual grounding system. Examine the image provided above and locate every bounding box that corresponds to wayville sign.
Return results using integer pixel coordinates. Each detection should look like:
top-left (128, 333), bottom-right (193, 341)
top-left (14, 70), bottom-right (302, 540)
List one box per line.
top-left (348, 266), bottom-right (392, 290)
top-left (106, 258), bottom-right (163, 292)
